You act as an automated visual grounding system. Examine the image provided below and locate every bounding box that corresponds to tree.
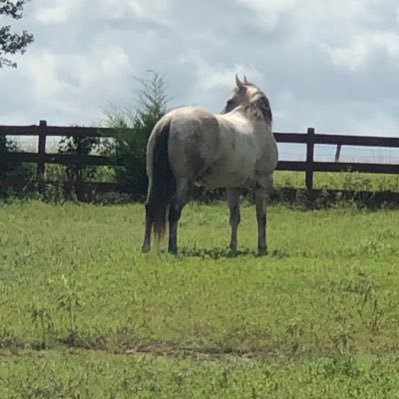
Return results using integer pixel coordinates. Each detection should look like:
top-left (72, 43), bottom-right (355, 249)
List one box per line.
top-left (0, 0), bottom-right (34, 68)
top-left (102, 71), bottom-right (169, 199)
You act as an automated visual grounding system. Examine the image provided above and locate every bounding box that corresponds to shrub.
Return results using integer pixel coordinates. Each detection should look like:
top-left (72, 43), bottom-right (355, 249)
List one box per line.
top-left (102, 71), bottom-right (169, 200)
top-left (0, 135), bottom-right (18, 178)
top-left (57, 133), bottom-right (100, 182)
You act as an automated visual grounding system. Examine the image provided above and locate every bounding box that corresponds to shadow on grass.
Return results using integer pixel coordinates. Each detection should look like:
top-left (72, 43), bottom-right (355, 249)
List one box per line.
top-left (175, 247), bottom-right (289, 259)
top-left (178, 247), bottom-right (256, 259)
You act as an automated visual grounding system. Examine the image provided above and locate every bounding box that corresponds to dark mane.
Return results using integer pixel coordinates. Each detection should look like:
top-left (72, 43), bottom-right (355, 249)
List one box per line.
top-left (243, 82), bottom-right (272, 123)
top-left (253, 94), bottom-right (272, 123)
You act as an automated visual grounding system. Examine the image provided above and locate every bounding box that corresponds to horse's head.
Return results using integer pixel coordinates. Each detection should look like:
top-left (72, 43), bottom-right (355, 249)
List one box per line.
top-left (222, 75), bottom-right (272, 123)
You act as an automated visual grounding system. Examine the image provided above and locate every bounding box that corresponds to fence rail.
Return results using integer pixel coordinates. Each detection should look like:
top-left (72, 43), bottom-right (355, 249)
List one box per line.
top-left (1, 121), bottom-right (399, 200)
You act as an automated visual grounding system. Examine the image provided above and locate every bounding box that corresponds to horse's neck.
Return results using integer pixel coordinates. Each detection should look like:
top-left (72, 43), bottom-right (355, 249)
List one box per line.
top-left (235, 107), bottom-right (272, 134)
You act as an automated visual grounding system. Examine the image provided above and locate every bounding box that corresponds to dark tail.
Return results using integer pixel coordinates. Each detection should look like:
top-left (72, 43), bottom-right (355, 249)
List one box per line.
top-left (146, 120), bottom-right (175, 243)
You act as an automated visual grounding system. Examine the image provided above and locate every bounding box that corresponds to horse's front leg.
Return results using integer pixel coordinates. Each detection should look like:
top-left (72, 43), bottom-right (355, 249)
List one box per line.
top-left (255, 178), bottom-right (272, 255)
top-left (255, 188), bottom-right (267, 254)
top-left (226, 188), bottom-right (241, 253)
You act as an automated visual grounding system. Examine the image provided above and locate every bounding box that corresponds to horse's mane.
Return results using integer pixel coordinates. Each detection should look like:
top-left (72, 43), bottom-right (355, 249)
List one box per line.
top-left (252, 94), bottom-right (272, 123)
top-left (244, 83), bottom-right (272, 124)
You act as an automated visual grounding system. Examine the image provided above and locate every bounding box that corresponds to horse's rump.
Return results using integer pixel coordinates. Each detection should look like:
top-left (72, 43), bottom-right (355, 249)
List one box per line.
top-left (166, 107), bottom-right (220, 181)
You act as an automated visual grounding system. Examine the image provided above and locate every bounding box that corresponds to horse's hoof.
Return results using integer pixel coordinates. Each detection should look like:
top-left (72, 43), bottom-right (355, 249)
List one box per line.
top-left (257, 247), bottom-right (268, 256)
top-left (142, 245), bottom-right (150, 253)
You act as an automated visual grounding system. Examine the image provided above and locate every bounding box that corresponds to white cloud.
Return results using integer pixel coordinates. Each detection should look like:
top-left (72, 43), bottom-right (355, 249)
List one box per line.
top-left (236, 0), bottom-right (393, 51)
top-left (178, 54), bottom-right (261, 91)
top-left (373, 32), bottom-right (399, 59)
top-left (237, 0), bottom-right (297, 31)
top-left (324, 37), bottom-right (369, 71)
top-left (324, 31), bottom-right (399, 70)
top-left (0, 44), bottom-right (132, 124)
top-left (237, 0), bottom-right (378, 34)
top-left (34, 0), bottom-right (81, 25)
top-left (98, 0), bottom-right (171, 22)
top-left (27, 50), bottom-right (69, 102)
top-left (34, 0), bottom-right (171, 25)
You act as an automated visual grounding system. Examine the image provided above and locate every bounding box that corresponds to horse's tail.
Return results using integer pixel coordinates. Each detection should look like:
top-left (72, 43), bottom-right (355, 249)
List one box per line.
top-left (146, 119), bottom-right (175, 243)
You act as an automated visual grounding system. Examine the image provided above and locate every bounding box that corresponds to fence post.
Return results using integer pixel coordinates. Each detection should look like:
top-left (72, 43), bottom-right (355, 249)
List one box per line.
top-left (37, 120), bottom-right (47, 183)
top-left (335, 144), bottom-right (342, 162)
top-left (306, 127), bottom-right (315, 201)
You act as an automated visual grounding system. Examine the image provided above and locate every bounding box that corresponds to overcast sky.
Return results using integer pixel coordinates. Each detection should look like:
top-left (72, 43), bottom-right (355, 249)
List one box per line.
top-left (2, 0), bottom-right (399, 140)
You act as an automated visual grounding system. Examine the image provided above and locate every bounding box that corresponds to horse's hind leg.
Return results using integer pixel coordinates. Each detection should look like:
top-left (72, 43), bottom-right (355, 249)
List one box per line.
top-left (226, 188), bottom-right (241, 253)
top-left (142, 203), bottom-right (152, 253)
top-left (168, 178), bottom-right (191, 254)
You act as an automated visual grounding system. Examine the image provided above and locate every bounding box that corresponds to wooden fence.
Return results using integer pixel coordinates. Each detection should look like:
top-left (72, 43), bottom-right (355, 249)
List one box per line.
top-left (1, 121), bottom-right (399, 201)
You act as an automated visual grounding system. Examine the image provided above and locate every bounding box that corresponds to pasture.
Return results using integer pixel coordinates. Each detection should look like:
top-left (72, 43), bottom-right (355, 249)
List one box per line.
top-left (2, 200), bottom-right (399, 398)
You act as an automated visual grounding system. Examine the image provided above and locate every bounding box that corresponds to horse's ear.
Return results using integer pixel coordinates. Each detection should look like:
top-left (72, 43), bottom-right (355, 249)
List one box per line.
top-left (243, 75), bottom-right (249, 84)
top-left (235, 74), bottom-right (245, 91)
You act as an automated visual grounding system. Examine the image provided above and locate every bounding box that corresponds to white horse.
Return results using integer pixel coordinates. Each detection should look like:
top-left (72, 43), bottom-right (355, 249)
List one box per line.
top-left (142, 75), bottom-right (278, 254)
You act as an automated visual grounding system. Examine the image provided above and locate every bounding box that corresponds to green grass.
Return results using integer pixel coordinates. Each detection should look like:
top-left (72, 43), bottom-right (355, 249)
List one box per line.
top-left (3, 350), bottom-right (399, 398)
top-left (275, 170), bottom-right (399, 192)
top-left (2, 201), bottom-right (399, 397)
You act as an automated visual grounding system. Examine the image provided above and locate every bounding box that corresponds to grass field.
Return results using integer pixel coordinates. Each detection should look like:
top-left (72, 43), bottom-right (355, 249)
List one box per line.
top-left (18, 163), bottom-right (399, 191)
top-left (2, 200), bottom-right (399, 398)
top-left (275, 170), bottom-right (399, 192)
